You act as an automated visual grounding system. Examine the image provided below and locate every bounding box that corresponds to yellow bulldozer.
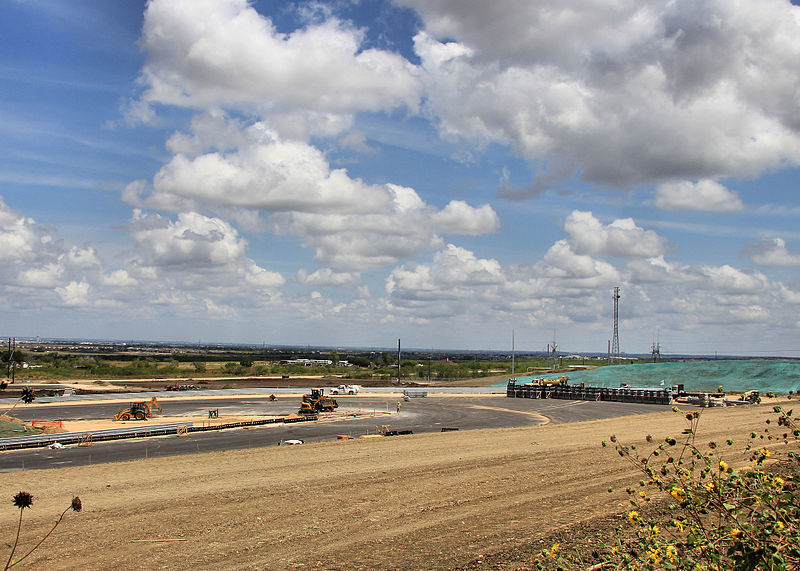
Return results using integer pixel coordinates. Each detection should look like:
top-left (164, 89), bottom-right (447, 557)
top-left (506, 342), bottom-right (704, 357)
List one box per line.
top-left (299, 388), bottom-right (338, 414)
top-left (113, 397), bottom-right (163, 421)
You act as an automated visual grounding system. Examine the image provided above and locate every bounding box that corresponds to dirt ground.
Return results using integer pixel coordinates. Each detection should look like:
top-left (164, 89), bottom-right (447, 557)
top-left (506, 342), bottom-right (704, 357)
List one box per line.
top-left (0, 399), bottom-right (790, 570)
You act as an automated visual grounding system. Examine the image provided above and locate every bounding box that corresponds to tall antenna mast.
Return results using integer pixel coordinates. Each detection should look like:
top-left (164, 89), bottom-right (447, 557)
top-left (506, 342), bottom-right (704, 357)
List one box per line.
top-left (611, 287), bottom-right (621, 364)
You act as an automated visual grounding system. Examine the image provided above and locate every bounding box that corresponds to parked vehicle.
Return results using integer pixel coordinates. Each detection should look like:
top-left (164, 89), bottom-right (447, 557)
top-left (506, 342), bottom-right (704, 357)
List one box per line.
top-left (330, 384), bottom-right (361, 395)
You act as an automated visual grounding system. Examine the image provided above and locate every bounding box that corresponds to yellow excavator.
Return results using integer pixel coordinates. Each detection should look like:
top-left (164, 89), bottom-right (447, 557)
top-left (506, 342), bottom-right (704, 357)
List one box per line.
top-left (113, 397), bottom-right (163, 421)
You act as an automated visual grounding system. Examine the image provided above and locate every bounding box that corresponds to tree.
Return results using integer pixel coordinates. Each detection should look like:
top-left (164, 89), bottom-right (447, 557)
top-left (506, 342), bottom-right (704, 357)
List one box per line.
top-left (350, 356), bottom-right (370, 367)
top-left (1, 350), bottom-right (26, 366)
top-left (331, 349), bottom-right (339, 365)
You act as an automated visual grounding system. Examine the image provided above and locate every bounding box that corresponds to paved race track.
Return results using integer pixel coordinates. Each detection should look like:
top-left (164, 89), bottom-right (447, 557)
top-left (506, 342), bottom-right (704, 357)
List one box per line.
top-left (0, 393), bottom-right (671, 471)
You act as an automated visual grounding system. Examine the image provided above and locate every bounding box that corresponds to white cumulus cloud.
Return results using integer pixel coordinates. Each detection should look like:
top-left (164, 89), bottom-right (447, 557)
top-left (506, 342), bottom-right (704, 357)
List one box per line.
top-left (297, 268), bottom-right (361, 287)
top-left (133, 0), bottom-right (421, 137)
top-left (744, 237), bottom-right (800, 267)
top-left (404, 0), bottom-right (800, 192)
top-left (655, 180), bottom-right (745, 212)
top-left (56, 281), bottom-right (91, 307)
top-left (564, 210), bottom-right (667, 258)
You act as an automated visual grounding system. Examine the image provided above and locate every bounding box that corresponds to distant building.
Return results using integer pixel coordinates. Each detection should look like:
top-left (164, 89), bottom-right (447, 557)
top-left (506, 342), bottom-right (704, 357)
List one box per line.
top-left (279, 358), bottom-right (333, 366)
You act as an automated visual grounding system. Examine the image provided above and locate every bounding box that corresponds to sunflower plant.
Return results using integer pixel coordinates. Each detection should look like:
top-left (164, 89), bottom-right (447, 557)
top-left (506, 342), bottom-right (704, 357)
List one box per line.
top-left (538, 403), bottom-right (799, 570)
top-left (5, 492), bottom-right (82, 569)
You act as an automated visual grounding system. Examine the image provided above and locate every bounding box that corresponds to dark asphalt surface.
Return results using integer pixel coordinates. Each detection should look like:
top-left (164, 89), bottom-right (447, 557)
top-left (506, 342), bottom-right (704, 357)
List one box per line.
top-left (0, 394), bottom-right (671, 472)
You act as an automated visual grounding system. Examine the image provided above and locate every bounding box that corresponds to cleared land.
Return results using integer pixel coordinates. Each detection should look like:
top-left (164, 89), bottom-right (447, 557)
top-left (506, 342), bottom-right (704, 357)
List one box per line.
top-left (0, 399), bottom-right (788, 570)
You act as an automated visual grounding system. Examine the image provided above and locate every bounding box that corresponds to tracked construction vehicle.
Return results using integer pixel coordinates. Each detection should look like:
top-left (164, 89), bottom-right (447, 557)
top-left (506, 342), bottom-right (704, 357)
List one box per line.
top-left (299, 388), bottom-right (338, 414)
top-left (113, 397), bottom-right (163, 421)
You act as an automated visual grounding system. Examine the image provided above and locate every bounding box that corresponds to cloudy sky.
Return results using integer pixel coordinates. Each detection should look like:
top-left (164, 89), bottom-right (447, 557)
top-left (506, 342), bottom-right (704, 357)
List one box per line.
top-left (2, 0), bottom-right (800, 355)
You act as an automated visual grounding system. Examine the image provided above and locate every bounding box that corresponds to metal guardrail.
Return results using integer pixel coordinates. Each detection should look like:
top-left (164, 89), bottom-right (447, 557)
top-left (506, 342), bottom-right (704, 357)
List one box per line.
top-left (0, 423), bottom-right (193, 450)
top-left (0, 414), bottom-right (321, 451)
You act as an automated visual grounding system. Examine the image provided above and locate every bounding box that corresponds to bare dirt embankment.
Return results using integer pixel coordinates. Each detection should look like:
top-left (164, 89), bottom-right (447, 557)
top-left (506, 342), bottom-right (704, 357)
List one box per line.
top-left (0, 401), bottom-right (787, 570)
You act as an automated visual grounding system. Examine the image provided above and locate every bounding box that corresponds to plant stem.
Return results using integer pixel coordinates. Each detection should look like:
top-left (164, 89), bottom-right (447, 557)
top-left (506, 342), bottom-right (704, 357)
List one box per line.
top-left (4, 509), bottom-right (23, 571)
top-left (7, 506), bottom-right (69, 568)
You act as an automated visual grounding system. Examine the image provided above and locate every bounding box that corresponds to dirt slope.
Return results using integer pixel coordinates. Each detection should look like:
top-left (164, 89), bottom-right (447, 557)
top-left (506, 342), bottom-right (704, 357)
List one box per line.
top-left (0, 401), bottom-right (784, 570)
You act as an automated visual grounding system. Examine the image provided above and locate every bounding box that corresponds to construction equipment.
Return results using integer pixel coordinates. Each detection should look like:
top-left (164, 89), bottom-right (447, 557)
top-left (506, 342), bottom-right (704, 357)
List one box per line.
top-left (113, 397), bottom-right (163, 421)
top-left (739, 390), bottom-right (761, 404)
top-left (723, 390), bottom-right (761, 406)
top-left (299, 388), bottom-right (338, 414)
top-left (523, 376), bottom-right (569, 387)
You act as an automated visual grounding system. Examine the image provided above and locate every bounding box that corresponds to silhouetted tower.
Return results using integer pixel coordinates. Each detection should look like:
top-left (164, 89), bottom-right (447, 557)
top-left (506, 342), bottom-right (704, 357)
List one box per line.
top-left (650, 341), bottom-right (661, 362)
top-left (650, 330), bottom-right (661, 363)
top-left (610, 287), bottom-right (621, 364)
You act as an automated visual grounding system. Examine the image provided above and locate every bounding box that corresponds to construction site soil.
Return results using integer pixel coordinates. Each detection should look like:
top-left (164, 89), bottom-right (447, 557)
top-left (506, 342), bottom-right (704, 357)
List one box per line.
top-left (0, 397), bottom-right (791, 570)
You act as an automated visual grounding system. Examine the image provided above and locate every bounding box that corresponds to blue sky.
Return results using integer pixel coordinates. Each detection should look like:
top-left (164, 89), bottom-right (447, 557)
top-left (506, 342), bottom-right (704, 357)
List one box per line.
top-left (1, 0), bottom-right (800, 356)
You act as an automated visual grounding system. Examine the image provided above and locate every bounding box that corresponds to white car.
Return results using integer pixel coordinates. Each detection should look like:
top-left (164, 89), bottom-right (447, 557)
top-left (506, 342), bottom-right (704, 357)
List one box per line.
top-left (330, 384), bottom-right (361, 395)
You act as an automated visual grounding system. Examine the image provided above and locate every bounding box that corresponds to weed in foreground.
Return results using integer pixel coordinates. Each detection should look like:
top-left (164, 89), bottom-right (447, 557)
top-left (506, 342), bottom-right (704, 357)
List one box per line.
top-left (5, 492), bottom-right (81, 569)
top-left (537, 403), bottom-right (799, 570)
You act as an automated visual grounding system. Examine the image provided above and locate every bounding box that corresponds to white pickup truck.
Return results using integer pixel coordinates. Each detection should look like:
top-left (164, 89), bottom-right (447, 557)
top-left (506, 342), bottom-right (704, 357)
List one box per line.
top-left (329, 384), bottom-right (361, 395)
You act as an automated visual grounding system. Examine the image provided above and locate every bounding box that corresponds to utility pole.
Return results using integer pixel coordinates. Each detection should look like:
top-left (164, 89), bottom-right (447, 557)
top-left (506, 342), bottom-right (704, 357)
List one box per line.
top-left (428, 347), bottom-right (432, 382)
top-left (511, 329), bottom-right (515, 379)
top-left (397, 338), bottom-right (401, 385)
top-left (5, 337), bottom-right (17, 384)
top-left (611, 287), bottom-right (621, 364)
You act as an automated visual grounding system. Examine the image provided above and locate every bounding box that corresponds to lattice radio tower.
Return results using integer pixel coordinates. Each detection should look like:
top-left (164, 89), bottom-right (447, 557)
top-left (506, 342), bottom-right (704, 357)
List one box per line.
top-left (610, 287), bottom-right (621, 364)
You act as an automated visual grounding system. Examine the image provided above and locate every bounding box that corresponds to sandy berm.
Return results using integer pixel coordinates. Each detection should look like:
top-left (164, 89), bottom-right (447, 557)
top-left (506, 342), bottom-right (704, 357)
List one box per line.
top-left (0, 401), bottom-right (785, 570)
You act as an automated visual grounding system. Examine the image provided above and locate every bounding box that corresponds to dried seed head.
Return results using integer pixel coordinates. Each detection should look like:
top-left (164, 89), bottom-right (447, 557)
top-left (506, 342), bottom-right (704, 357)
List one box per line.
top-left (71, 497), bottom-right (82, 512)
top-left (12, 491), bottom-right (33, 510)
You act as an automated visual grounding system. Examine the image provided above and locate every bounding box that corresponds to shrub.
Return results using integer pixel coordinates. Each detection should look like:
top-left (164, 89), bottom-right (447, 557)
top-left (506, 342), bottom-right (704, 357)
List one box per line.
top-left (540, 405), bottom-right (799, 569)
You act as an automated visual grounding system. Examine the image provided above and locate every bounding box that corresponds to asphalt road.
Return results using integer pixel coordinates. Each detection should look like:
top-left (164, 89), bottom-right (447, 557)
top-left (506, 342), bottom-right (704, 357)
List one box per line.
top-left (0, 394), bottom-right (671, 472)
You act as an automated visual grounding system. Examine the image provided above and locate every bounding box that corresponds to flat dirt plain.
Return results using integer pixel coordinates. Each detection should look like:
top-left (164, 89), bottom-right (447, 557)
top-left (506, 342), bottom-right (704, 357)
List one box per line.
top-left (0, 398), bottom-right (791, 570)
